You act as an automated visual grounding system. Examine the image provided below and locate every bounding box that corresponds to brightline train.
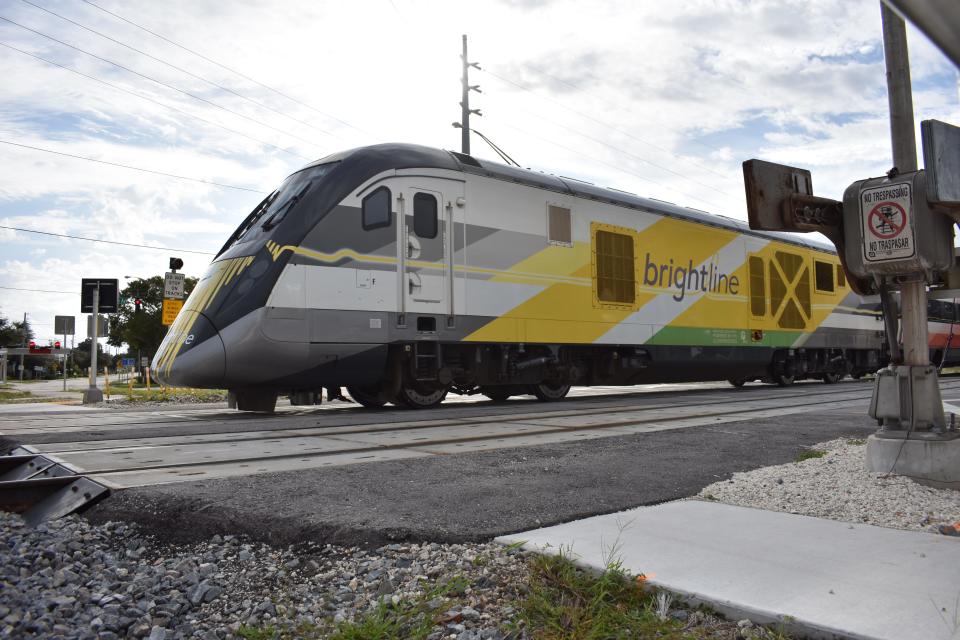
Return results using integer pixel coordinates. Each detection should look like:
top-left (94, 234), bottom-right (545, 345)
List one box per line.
top-left (153, 144), bottom-right (960, 410)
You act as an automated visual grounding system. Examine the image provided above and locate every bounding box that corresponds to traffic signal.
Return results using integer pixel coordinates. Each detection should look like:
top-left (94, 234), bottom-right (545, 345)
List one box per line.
top-left (134, 298), bottom-right (142, 313)
top-left (54, 340), bottom-right (61, 349)
top-left (169, 257), bottom-right (184, 271)
top-left (28, 340), bottom-right (35, 349)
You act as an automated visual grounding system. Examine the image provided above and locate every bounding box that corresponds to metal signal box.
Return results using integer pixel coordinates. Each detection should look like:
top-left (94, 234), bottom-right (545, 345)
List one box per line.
top-left (841, 171), bottom-right (954, 280)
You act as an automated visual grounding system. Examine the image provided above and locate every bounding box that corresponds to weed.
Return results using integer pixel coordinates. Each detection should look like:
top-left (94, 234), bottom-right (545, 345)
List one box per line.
top-left (654, 591), bottom-right (674, 621)
top-left (703, 493), bottom-right (717, 501)
top-left (515, 550), bottom-right (695, 639)
top-left (794, 449), bottom-right (827, 462)
top-left (846, 438), bottom-right (867, 446)
top-left (237, 625), bottom-right (279, 640)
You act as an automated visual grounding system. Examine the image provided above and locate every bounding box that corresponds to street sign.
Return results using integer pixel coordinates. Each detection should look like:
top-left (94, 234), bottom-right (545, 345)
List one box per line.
top-left (164, 272), bottom-right (186, 299)
top-left (54, 315), bottom-right (76, 335)
top-left (86, 314), bottom-right (109, 338)
top-left (141, 356), bottom-right (149, 367)
top-left (122, 357), bottom-right (135, 367)
top-left (162, 298), bottom-right (184, 325)
top-left (81, 279), bottom-right (119, 313)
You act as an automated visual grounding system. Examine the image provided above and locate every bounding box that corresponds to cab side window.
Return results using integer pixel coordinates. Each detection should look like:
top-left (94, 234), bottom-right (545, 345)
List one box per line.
top-left (362, 186), bottom-right (392, 230)
top-left (413, 192), bottom-right (438, 238)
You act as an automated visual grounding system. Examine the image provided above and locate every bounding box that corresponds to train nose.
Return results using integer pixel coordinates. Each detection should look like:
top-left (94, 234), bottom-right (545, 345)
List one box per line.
top-left (152, 311), bottom-right (225, 388)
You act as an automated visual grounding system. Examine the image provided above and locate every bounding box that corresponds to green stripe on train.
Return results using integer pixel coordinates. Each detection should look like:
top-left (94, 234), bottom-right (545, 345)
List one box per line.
top-left (646, 326), bottom-right (804, 347)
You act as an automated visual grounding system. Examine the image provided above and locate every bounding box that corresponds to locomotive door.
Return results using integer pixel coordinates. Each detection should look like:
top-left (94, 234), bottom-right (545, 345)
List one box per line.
top-left (398, 183), bottom-right (459, 319)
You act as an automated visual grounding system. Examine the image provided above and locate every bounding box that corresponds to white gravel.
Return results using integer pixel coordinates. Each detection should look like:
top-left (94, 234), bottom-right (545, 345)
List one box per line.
top-left (697, 437), bottom-right (960, 532)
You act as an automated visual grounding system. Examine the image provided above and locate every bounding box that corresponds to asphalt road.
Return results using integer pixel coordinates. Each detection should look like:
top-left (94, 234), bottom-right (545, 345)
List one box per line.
top-left (83, 403), bottom-right (875, 547)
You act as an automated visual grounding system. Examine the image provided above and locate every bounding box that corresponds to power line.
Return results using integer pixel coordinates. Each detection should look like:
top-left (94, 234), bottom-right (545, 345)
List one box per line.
top-left (20, 0), bottom-right (340, 142)
top-left (485, 116), bottom-right (726, 212)
top-left (491, 95), bottom-right (736, 198)
top-left (0, 15), bottom-right (326, 150)
top-left (0, 139), bottom-right (264, 193)
top-left (0, 41), bottom-right (310, 162)
top-left (0, 285), bottom-right (79, 295)
top-left (482, 67), bottom-right (734, 183)
top-left (79, 0), bottom-right (378, 140)
top-left (0, 225), bottom-right (217, 255)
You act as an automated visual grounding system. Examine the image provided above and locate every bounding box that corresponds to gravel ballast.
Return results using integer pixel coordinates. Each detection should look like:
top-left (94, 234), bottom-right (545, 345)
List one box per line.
top-left (697, 437), bottom-right (960, 532)
top-left (0, 512), bottom-right (530, 640)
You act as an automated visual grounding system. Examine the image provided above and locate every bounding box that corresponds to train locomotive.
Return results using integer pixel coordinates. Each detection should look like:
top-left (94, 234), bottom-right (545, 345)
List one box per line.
top-left (152, 143), bottom-right (959, 411)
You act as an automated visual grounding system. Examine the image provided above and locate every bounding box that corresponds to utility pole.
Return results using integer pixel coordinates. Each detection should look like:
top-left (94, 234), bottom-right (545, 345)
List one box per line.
top-left (459, 35), bottom-right (482, 154)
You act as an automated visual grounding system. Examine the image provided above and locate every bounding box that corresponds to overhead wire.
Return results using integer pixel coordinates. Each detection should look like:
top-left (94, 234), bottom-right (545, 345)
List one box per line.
top-left (19, 0), bottom-right (341, 142)
top-left (79, 0), bottom-right (379, 140)
top-left (0, 139), bottom-right (265, 193)
top-left (485, 90), bottom-right (736, 198)
top-left (484, 116), bottom-right (726, 211)
top-left (521, 60), bottom-right (730, 156)
top-left (0, 41), bottom-right (311, 162)
top-left (0, 285), bottom-right (80, 295)
top-left (481, 67), bottom-right (735, 183)
top-left (0, 225), bottom-right (217, 255)
top-left (0, 15), bottom-right (327, 150)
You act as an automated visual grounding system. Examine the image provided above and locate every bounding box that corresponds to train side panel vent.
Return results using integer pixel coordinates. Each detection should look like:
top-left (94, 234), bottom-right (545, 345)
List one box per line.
top-left (0, 448), bottom-right (110, 527)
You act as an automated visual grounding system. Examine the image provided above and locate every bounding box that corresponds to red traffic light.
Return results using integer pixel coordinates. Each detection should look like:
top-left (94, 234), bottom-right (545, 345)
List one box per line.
top-left (28, 340), bottom-right (35, 349)
top-left (54, 340), bottom-right (61, 349)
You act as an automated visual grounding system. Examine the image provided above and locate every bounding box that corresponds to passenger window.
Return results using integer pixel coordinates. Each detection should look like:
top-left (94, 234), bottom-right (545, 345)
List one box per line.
top-left (413, 192), bottom-right (438, 238)
top-left (547, 205), bottom-right (572, 246)
top-left (814, 260), bottom-right (834, 293)
top-left (836, 264), bottom-right (846, 288)
top-left (595, 229), bottom-right (635, 305)
top-left (362, 186), bottom-right (392, 230)
top-left (749, 256), bottom-right (766, 316)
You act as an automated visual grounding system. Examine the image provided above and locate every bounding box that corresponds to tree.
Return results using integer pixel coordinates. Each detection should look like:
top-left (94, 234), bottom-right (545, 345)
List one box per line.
top-left (0, 313), bottom-right (32, 347)
top-left (107, 276), bottom-right (198, 358)
top-left (73, 338), bottom-right (106, 370)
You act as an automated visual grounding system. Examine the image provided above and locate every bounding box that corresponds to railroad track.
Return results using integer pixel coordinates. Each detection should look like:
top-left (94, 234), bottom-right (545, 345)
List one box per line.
top-left (11, 379), bottom-right (959, 491)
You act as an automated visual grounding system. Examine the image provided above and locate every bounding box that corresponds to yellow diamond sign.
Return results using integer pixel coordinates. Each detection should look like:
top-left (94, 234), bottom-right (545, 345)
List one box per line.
top-left (161, 298), bottom-right (184, 326)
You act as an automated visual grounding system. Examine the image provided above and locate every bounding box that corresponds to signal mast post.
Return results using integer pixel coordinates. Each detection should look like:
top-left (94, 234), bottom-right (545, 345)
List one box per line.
top-left (82, 284), bottom-right (103, 404)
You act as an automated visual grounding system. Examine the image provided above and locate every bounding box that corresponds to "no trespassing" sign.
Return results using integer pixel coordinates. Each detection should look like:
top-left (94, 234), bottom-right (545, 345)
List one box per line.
top-left (860, 181), bottom-right (915, 263)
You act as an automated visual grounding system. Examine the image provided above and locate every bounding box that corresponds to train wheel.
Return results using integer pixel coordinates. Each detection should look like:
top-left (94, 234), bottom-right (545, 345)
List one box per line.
top-left (396, 381), bottom-right (448, 409)
top-left (346, 386), bottom-right (387, 408)
top-left (728, 378), bottom-right (746, 388)
top-left (481, 386), bottom-right (512, 402)
top-left (822, 372), bottom-right (840, 384)
top-left (775, 374), bottom-right (795, 387)
top-left (530, 382), bottom-right (571, 401)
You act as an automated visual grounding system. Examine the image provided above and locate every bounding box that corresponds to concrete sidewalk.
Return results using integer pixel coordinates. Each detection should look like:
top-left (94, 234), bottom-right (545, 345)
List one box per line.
top-left (496, 501), bottom-right (960, 640)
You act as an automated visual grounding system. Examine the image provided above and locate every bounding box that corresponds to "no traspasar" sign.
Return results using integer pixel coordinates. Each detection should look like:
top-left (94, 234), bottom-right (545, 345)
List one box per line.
top-left (860, 181), bottom-right (915, 263)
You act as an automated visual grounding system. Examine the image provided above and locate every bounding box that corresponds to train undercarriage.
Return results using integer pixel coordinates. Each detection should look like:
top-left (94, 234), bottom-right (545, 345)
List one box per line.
top-left (228, 342), bottom-right (886, 412)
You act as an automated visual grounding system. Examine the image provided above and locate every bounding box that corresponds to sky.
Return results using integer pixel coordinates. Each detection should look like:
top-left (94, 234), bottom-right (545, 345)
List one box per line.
top-left (0, 0), bottom-right (958, 346)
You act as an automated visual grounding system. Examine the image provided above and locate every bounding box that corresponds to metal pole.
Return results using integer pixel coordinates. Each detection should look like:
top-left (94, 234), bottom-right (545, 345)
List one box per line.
top-left (62, 332), bottom-right (67, 392)
top-left (90, 286), bottom-right (98, 390)
top-left (881, 4), bottom-right (928, 370)
top-left (461, 35), bottom-right (470, 155)
top-left (19, 312), bottom-right (25, 382)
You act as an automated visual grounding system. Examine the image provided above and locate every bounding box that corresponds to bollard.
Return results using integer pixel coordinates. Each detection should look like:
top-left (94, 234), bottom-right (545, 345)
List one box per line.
top-left (104, 366), bottom-right (110, 400)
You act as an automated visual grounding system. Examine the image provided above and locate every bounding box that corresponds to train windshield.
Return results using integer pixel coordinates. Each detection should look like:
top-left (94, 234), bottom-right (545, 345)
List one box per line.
top-left (223, 162), bottom-right (338, 251)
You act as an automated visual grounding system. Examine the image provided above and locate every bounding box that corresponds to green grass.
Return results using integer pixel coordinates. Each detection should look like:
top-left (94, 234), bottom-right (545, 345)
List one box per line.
top-left (0, 389), bottom-right (32, 403)
top-left (515, 551), bottom-right (705, 639)
top-left (794, 449), bottom-right (827, 462)
top-left (846, 438), bottom-right (867, 446)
